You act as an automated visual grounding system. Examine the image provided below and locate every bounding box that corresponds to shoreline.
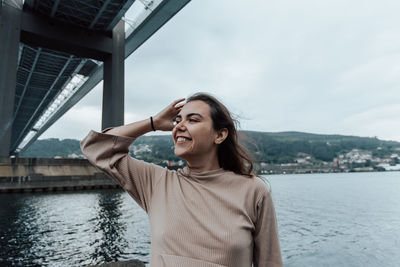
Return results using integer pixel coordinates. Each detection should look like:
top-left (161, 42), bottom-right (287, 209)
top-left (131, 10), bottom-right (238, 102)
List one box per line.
top-left (261, 169), bottom-right (400, 176)
top-left (1, 157), bottom-right (398, 193)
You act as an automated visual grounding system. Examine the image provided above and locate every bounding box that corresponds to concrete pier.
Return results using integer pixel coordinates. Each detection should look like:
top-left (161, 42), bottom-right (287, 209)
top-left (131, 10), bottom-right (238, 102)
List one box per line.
top-left (0, 158), bottom-right (119, 193)
top-left (0, 0), bottom-right (22, 157)
top-left (102, 20), bottom-right (125, 130)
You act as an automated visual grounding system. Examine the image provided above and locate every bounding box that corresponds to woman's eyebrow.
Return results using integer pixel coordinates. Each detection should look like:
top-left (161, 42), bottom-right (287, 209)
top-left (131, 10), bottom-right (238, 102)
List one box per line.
top-left (175, 113), bottom-right (204, 119)
top-left (187, 113), bottom-right (203, 118)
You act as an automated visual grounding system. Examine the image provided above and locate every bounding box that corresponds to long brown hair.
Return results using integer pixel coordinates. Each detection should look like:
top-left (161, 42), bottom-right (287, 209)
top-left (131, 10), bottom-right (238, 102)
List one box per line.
top-left (186, 93), bottom-right (254, 177)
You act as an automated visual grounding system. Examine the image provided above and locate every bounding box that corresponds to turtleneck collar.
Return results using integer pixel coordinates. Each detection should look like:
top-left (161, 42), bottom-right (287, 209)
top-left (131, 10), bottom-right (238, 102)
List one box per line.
top-left (178, 166), bottom-right (227, 181)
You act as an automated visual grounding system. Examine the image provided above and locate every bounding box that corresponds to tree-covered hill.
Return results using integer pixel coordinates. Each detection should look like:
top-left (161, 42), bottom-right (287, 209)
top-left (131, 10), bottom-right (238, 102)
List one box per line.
top-left (20, 138), bottom-right (82, 158)
top-left (20, 131), bottom-right (400, 165)
top-left (240, 131), bottom-right (399, 163)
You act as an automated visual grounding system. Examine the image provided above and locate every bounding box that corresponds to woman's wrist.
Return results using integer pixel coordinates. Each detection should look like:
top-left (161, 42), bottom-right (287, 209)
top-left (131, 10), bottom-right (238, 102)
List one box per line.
top-left (152, 115), bottom-right (171, 132)
top-left (150, 116), bottom-right (156, 131)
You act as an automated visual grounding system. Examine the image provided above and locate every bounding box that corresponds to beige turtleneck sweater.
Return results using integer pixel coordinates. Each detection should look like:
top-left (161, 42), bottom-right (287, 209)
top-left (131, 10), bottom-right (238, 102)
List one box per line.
top-left (80, 130), bottom-right (282, 267)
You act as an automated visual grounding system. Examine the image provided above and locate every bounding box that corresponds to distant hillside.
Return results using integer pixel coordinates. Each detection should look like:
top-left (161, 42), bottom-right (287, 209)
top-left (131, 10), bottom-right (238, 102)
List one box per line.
top-left (21, 138), bottom-right (82, 158)
top-left (21, 131), bottom-right (400, 165)
top-left (240, 131), bottom-right (400, 163)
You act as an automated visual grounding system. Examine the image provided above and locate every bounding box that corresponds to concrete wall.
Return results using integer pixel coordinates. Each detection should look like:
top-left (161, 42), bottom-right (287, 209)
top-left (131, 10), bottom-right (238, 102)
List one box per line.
top-left (0, 158), bottom-right (101, 177)
top-left (0, 158), bottom-right (119, 193)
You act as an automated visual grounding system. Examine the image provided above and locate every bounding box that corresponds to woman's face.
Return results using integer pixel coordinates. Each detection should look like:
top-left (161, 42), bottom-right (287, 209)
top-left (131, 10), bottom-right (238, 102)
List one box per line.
top-left (172, 100), bottom-right (219, 161)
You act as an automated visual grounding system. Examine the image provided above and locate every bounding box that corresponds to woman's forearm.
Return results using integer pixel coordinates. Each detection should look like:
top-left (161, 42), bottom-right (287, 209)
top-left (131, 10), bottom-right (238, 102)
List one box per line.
top-left (105, 118), bottom-right (154, 138)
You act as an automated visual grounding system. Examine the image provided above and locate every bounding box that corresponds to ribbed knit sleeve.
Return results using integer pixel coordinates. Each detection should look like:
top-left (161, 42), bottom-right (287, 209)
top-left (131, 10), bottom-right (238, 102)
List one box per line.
top-left (80, 130), bottom-right (166, 213)
top-left (252, 187), bottom-right (283, 267)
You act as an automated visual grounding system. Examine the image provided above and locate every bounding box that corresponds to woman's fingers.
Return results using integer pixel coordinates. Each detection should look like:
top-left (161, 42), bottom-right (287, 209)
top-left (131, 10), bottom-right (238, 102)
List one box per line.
top-left (172, 98), bottom-right (186, 108)
top-left (175, 103), bottom-right (185, 109)
top-left (152, 98), bottom-right (186, 131)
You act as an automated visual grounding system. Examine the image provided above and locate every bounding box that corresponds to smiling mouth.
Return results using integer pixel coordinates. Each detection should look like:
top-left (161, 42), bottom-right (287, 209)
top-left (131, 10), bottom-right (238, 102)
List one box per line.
top-left (176, 137), bottom-right (192, 143)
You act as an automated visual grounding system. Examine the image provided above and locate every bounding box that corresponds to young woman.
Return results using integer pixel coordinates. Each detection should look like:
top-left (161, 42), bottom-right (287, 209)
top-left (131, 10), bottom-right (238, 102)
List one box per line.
top-left (80, 93), bottom-right (282, 267)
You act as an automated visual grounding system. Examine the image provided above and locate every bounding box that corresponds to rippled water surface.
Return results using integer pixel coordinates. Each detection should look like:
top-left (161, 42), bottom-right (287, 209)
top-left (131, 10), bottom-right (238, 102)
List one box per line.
top-left (268, 171), bottom-right (400, 267)
top-left (0, 190), bottom-right (151, 266)
top-left (1, 172), bottom-right (399, 266)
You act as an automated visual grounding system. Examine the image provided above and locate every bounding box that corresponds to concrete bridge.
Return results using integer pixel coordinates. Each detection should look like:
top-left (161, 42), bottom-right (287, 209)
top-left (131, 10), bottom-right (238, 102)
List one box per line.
top-left (0, 0), bottom-right (190, 157)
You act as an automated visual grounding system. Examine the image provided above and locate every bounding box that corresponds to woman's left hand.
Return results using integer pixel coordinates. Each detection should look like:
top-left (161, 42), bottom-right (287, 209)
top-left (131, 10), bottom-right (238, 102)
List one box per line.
top-left (153, 98), bottom-right (186, 131)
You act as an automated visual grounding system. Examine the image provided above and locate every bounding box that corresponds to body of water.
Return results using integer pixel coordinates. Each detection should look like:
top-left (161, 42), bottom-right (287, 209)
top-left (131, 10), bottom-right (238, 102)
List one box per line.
top-left (1, 171), bottom-right (399, 266)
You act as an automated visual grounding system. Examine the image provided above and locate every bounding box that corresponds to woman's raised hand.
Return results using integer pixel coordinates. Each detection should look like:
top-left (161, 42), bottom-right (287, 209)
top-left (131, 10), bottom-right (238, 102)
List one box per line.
top-left (153, 98), bottom-right (186, 131)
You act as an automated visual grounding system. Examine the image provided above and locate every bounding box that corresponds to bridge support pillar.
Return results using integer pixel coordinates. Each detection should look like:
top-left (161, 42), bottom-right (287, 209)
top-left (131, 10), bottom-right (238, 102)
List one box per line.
top-left (102, 20), bottom-right (125, 130)
top-left (0, 1), bottom-right (22, 157)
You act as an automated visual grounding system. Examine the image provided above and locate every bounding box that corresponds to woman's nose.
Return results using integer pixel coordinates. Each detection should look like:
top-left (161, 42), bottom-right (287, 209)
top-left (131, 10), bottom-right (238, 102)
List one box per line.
top-left (175, 120), bottom-right (187, 130)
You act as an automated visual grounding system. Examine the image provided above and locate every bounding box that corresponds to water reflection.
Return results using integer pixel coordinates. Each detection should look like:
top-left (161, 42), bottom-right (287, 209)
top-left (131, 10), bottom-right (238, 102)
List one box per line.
top-left (0, 189), bottom-right (149, 266)
top-left (89, 190), bottom-right (127, 264)
top-left (0, 194), bottom-right (42, 267)
top-left (0, 194), bottom-right (20, 266)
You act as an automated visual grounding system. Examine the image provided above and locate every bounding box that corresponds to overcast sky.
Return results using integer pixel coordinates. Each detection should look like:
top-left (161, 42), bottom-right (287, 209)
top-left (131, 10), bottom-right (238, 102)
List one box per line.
top-left (41, 0), bottom-right (400, 142)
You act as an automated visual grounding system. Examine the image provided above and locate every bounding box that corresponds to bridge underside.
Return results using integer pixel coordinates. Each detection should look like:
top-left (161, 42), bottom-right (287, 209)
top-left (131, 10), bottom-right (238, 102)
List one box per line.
top-left (0, 0), bottom-right (190, 157)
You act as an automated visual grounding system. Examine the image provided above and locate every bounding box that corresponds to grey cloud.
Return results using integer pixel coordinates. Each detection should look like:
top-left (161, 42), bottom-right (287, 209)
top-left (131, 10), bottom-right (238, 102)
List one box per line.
top-left (42, 0), bottom-right (400, 141)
